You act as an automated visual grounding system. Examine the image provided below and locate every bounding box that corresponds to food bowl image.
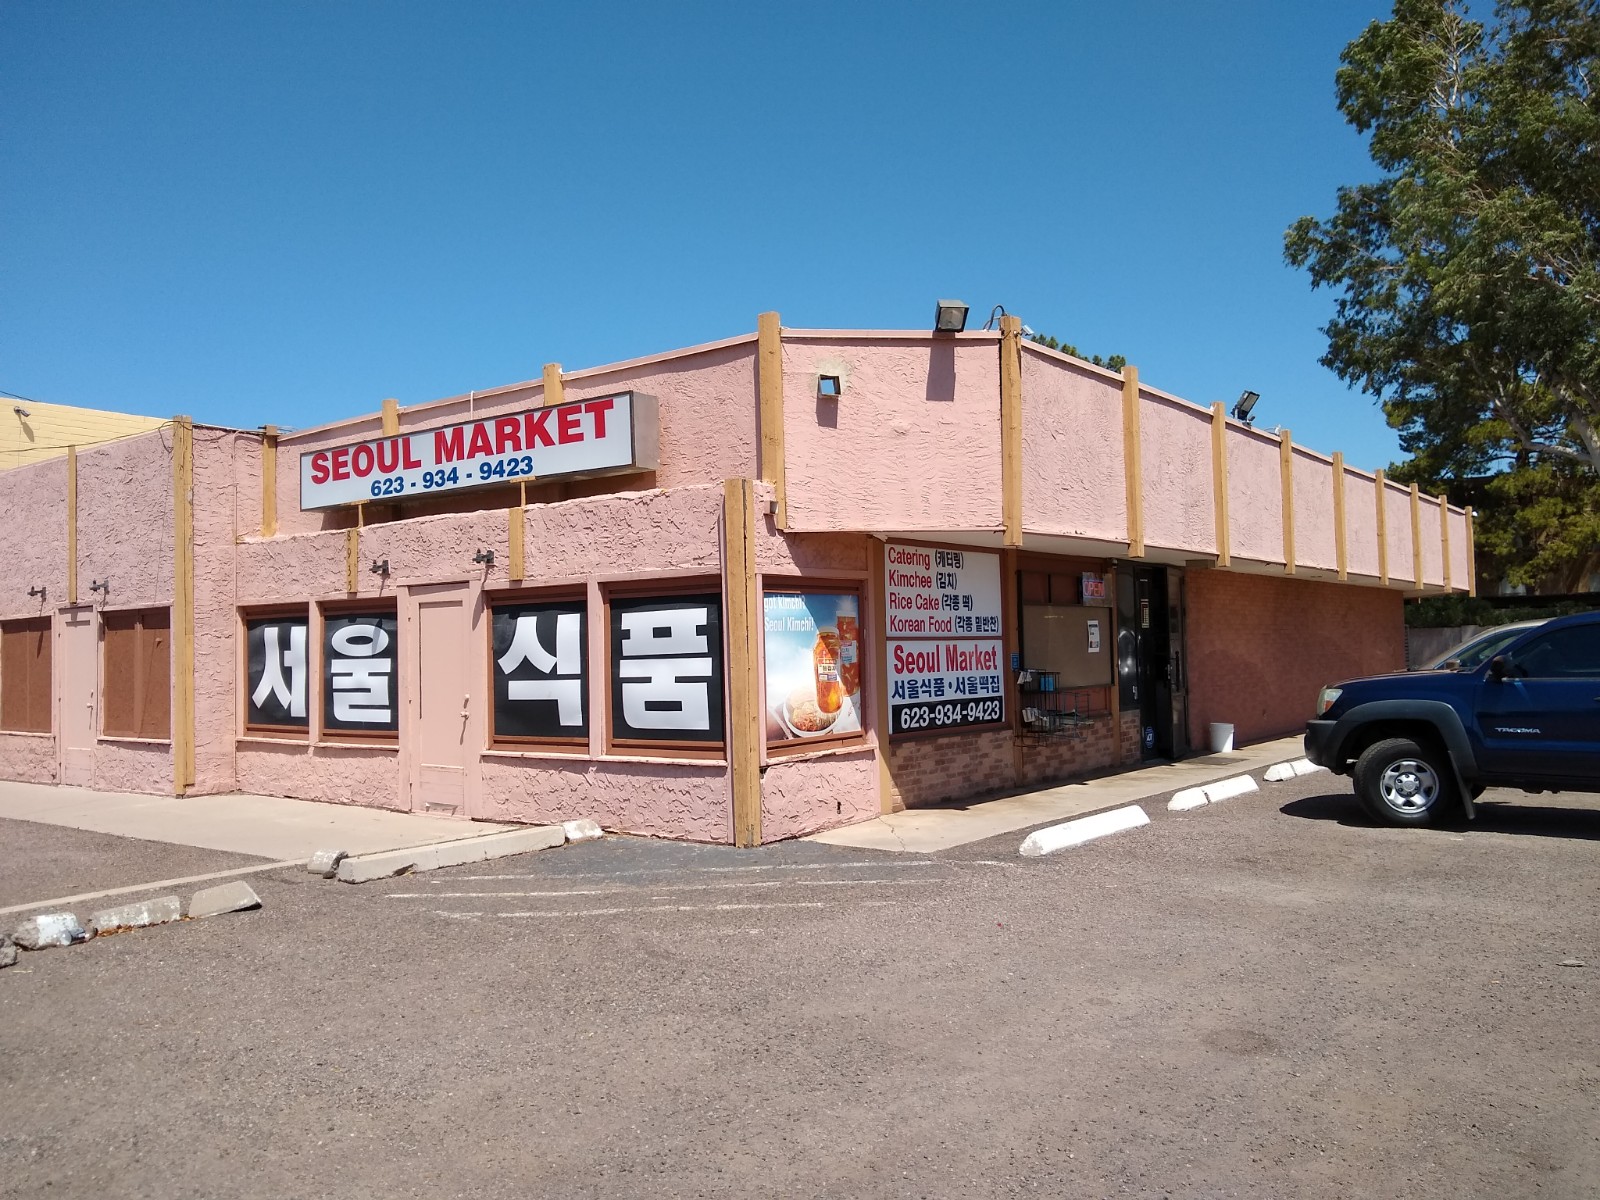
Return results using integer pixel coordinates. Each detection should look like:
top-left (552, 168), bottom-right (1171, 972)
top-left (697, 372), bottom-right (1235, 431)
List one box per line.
top-left (780, 687), bottom-right (840, 737)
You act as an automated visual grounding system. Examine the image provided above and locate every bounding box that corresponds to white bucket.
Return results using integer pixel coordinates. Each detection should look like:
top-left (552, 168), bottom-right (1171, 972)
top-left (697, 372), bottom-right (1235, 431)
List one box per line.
top-left (1208, 722), bottom-right (1236, 753)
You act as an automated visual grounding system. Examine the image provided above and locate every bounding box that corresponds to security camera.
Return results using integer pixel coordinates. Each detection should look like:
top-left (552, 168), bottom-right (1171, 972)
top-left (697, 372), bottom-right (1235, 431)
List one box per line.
top-left (1020, 324), bottom-right (1035, 338)
top-left (13, 406), bottom-right (30, 418)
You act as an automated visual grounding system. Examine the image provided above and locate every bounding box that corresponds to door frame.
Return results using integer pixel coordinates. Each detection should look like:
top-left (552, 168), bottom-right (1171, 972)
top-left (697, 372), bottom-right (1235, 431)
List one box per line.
top-left (402, 580), bottom-right (483, 815)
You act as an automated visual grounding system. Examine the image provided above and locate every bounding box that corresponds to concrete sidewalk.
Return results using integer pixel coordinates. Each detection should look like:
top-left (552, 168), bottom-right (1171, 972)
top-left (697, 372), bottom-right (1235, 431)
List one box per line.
top-left (0, 781), bottom-right (515, 861)
top-left (808, 735), bottom-right (1307, 853)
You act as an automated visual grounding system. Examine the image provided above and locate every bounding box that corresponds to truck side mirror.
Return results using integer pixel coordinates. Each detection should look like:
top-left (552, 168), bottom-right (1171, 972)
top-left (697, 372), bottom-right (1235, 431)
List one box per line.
top-left (1488, 655), bottom-right (1510, 681)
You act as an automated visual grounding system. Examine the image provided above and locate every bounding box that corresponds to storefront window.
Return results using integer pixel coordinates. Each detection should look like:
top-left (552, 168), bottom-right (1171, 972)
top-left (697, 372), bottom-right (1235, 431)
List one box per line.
top-left (762, 587), bottom-right (865, 750)
top-left (1016, 568), bottom-right (1114, 737)
top-left (0, 617), bottom-right (52, 734)
top-left (244, 611), bottom-right (310, 734)
top-left (321, 608), bottom-right (398, 739)
top-left (607, 591), bottom-right (724, 751)
top-left (490, 597), bottom-right (588, 746)
top-left (103, 608), bottom-right (171, 740)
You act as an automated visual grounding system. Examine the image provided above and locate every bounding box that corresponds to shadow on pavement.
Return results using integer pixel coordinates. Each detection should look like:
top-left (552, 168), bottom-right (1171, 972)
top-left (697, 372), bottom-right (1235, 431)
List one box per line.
top-left (1280, 791), bottom-right (1600, 842)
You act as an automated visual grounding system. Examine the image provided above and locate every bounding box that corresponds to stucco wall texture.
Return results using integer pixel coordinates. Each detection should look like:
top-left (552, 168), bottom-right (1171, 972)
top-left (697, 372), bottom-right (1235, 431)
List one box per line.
top-left (1141, 395), bottom-right (1216, 555)
top-left (1019, 348), bottom-right (1127, 542)
top-left (1185, 571), bottom-right (1404, 747)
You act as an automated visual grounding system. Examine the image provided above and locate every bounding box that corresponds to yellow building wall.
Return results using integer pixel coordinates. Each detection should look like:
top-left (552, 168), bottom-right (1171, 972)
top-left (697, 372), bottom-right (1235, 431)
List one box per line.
top-left (0, 401), bottom-right (167, 470)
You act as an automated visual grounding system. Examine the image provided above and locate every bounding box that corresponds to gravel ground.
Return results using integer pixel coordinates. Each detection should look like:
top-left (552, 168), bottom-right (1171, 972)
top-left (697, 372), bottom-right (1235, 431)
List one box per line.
top-left (2, 774), bottom-right (1597, 1199)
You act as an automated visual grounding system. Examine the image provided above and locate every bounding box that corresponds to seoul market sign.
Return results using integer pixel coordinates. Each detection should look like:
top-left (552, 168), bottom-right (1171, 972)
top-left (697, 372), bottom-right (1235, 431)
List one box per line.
top-left (299, 392), bottom-right (659, 511)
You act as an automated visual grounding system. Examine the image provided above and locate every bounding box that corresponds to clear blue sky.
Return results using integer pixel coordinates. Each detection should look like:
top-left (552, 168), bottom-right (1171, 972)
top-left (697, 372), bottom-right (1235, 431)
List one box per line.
top-left (2, 2), bottom-right (1403, 469)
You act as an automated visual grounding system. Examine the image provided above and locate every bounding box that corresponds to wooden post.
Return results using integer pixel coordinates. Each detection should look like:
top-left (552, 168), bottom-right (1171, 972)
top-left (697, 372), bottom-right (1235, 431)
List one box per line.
top-left (1000, 315), bottom-right (1024, 548)
top-left (508, 503), bottom-right (525, 581)
top-left (67, 446), bottom-right (78, 604)
top-left (757, 312), bottom-right (787, 529)
top-left (346, 528), bottom-right (359, 594)
top-left (1375, 469), bottom-right (1390, 586)
top-left (1002, 546), bottom-right (1023, 784)
top-left (1410, 482), bottom-right (1424, 588)
top-left (1440, 496), bottom-right (1452, 591)
top-left (542, 363), bottom-right (565, 408)
top-left (1465, 507), bottom-right (1478, 596)
top-left (1122, 365), bottom-right (1144, 558)
top-left (381, 398), bottom-right (400, 436)
top-left (871, 542), bottom-right (898, 814)
top-left (260, 425), bottom-right (278, 538)
top-left (172, 417), bottom-right (196, 795)
top-left (1279, 429), bottom-right (1295, 575)
top-left (1210, 403), bottom-right (1230, 567)
top-left (1332, 451), bottom-right (1348, 581)
top-left (722, 478), bottom-right (762, 847)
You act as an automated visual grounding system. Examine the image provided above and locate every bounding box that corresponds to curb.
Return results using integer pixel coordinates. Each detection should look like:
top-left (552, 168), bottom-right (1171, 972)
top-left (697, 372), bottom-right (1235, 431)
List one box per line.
top-left (1263, 758), bottom-right (1327, 782)
top-left (1167, 773), bottom-right (1260, 812)
top-left (335, 825), bottom-right (568, 883)
top-left (1019, 804), bottom-right (1150, 857)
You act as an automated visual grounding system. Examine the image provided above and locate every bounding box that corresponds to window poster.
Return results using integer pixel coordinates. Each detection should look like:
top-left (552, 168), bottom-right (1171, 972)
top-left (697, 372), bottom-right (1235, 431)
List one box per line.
top-left (609, 594), bottom-right (725, 744)
top-left (491, 600), bottom-right (588, 740)
top-left (763, 591), bottom-right (862, 744)
top-left (884, 543), bottom-right (1005, 736)
top-left (246, 616), bottom-right (309, 729)
top-left (323, 611), bottom-right (399, 734)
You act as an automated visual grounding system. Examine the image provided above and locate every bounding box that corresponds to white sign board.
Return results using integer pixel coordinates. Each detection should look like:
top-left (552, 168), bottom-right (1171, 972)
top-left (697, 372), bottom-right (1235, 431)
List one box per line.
top-left (299, 392), bottom-right (658, 511)
top-left (884, 543), bottom-right (1005, 736)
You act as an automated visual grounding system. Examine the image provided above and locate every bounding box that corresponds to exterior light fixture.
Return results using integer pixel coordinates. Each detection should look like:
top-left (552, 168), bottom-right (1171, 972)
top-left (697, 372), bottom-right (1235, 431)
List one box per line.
top-left (933, 300), bottom-right (969, 333)
top-left (472, 549), bottom-right (496, 567)
top-left (1231, 390), bottom-right (1260, 424)
top-left (817, 374), bottom-right (842, 401)
top-left (13, 406), bottom-right (30, 418)
top-left (89, 578), bottom-right (109, 595)
top-left (27, 585), bottom-right (45, 599)
top-left (370, 559), bottom-right (390, 577)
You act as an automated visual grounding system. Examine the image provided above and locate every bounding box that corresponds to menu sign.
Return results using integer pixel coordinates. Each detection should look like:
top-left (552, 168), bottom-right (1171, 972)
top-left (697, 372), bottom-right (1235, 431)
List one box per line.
top-left (884, 543), bottom-right (1005, 736)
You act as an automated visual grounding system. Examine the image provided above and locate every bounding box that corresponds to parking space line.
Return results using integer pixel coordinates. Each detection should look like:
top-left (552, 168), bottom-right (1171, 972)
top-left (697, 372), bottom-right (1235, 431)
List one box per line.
top-left (435, 860), bottom-right (946, 881)
top-left (0, 858), bottom-right (303, 918)
top-left (495, 898), bottom-right (905, 919)
top-left (388, 877), bottom-right (941, 899)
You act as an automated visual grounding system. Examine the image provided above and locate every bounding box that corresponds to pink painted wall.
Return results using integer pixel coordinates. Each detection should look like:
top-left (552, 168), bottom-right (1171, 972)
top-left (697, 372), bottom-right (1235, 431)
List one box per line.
top-left (77, 433), bottom-right (174, 612)
top-left (1419, 496), bottom-right (1445, 587)
top-left (1292, 450), bottom-right (1338, 572)
top-left (1019, 347), bottom-right (1127, 542)
top-left (0, 456), bottom-right (68, 620)
top-left (479, 759), bottom-right (731, 843)
top-left (1344, 473), bottom-right (1382, 580)
top-left (274, 340), bottom-right (758, 536)
top-left (1141, 394), bottom-right (1215, 554)
top-left (783, 336), bottom-right (1002, 533)
top-left (192, 429), bottom-right (249, 794)
top-left (1384, 484), bottom-right (1417, 585)
top-left (761, 750), bottom-right (879, 841)
top-left (237, 742), bottom-right (403, 809)
top-left (1227, 430), bottom-right (1285, 566)
top-left (0, 734), bottom-right (57, 783)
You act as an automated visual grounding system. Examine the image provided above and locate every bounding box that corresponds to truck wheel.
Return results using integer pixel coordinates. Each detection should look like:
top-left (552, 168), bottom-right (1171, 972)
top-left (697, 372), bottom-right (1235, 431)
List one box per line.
top-left (1353, 737), bottom-right (1457, 826)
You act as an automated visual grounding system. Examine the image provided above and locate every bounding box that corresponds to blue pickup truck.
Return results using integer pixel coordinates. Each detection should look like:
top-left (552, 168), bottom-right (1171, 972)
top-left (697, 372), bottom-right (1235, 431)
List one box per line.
top-left (1304, 612), bottom-right (1600, 825)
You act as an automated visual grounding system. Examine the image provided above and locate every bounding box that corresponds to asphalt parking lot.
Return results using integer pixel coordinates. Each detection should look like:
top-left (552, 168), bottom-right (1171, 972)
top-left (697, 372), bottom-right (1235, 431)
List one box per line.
top-left (3, 773), bottom-right (1597, 1199)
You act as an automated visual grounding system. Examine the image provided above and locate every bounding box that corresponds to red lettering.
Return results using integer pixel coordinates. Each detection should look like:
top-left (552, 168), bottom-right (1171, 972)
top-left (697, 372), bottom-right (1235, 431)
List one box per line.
top-left (466, 421), bottom-right (494, 458)
top-left (435, 427), bottom-right (466, 463)
top-left (402, 436), bottom-right (422, 469)
top-left (330, 448), bottom-right (351, 481)
top-left (351, 444), bottom-right (375, 477)
top-left (585, 397), bottom-right (614, 439)
top-left (310, 451), bottom-right (330, 485)
top-left (557, 406), bottom-right (582, 444)
top-left (376, 439), bottom-right (401, 473)
top-left (524, 409), bottom-right (555, 449)
top-left (494, 416), bottom-right (523, 455)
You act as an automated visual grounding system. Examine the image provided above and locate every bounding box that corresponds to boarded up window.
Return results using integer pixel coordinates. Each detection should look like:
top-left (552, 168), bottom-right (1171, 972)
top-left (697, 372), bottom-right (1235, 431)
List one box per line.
top-left (102, 609), bottom-right (171, 740)
top-left (0, 618), bottom-right (52, 734)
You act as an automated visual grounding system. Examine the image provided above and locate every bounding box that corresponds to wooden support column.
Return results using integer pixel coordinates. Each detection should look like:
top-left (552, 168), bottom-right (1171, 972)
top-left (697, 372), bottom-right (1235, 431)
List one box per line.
top-left (1000, 315), bottom-right (1024, 548)
top-left (871, 542), bottom-right (898, 814)
top-left (723, 478), bottom-right (762, 847)
top-left (1122, 365), bottom-right (1144, 558)
top-left (757, 311), bottom-right (788, 529)
top-left (1209, 403), bottom-right (1230, 567)
top-left (1375, 469), bottom-right (1390, 586)
top-left (260, 425), bottom-right (278, 537)
top-left (1002, 546), bottom-right (1023, 783)
top-left (1332, 451), bottom-right (1348, 581)
top-left (1410, 482), bottom-right (1424, 589)
top-left (381, 398), bottom-right (400, 436)
top-left (508, 502), bottom-right (525, 581)
top-left (1279, 428), bottom-right (1295, 575)
top-left (1440, 496), bottom-right (1452, 591)
top-left (67, 446), bottom-right (79, 603)
top-left (172, 417), bottom-right (196, 795)
top-left (1465, 507), bottom-right (1478, 596)
top-left (542, 363), bottom-right (565, 408)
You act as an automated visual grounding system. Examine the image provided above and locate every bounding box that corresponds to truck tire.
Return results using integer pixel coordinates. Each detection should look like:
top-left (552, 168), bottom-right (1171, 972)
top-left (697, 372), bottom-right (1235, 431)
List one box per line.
top-left (1353, 736), bottom-right (1458, 826)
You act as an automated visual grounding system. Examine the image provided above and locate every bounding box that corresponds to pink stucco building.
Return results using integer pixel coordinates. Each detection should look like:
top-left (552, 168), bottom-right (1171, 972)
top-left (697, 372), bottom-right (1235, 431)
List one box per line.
top-left (0, 316), bottom-right (1472, 843)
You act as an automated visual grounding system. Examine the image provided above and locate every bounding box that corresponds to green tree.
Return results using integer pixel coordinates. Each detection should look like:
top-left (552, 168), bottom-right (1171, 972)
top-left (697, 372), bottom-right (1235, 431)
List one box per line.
top-left (1286, 0), bottom-right (1599, 590)
top-left (1026, 333), bottom-right (1126, 373)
